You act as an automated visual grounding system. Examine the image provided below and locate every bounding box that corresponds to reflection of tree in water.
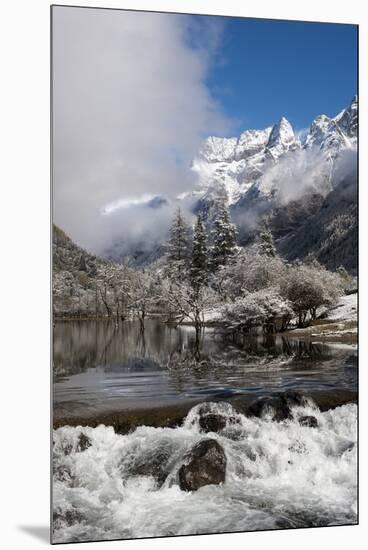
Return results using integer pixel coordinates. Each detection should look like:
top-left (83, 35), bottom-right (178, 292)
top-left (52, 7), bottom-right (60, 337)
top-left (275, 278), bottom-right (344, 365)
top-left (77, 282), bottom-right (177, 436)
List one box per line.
top-left (53, 320), bottom-right (188, 378)
top-left (215, 331), bottom-right (328, 360)
top-left (53, 320), bottom-right (352, 382)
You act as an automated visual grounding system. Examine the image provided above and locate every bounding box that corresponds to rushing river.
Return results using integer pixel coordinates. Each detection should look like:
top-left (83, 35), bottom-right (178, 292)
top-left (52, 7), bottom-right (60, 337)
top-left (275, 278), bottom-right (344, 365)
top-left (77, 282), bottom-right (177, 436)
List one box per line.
top-left (52, 320), bottom-right (358, 543)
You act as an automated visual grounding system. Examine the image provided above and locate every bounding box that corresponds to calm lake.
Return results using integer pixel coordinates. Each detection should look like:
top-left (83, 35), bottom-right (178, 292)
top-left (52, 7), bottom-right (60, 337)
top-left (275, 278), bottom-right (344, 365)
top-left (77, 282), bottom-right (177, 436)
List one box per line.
top-left (53, 319), bottom-right (357, 419)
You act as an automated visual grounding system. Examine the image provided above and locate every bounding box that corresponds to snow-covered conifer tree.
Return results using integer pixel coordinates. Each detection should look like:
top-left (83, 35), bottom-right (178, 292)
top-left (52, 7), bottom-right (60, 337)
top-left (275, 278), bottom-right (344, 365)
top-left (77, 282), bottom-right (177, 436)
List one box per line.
top-left (167, 207), bottom-right (191, 278)
top-left (258, 224), bottom-right (276, 257)
top-left (210, 196), bottom-right (237, 271)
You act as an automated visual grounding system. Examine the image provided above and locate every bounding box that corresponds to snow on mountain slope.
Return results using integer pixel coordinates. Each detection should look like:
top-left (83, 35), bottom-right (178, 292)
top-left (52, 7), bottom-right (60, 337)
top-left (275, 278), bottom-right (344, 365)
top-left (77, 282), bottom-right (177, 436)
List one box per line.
top-left (266, 117), bottom-right (300, 160)
top-left (304, 115), bottom-right (352, 158)
top-left (301, 96), bottom-right (357, 161)
top-left (191, 96), bottom-right (357, 207)
top-left (333, 95), bottom-right (358, 142)
top-left (192, 127), bottom-right (272, 204)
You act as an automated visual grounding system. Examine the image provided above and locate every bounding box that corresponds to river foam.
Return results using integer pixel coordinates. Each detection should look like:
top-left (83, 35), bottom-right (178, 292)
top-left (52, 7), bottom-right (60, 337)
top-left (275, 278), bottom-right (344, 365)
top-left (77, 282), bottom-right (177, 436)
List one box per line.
top-left (52, 401), bottom-right (357, 543)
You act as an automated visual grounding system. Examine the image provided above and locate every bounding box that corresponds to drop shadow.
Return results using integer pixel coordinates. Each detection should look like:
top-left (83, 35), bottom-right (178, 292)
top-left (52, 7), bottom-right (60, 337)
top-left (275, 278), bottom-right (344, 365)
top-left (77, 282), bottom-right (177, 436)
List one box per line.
top-left (18, 525), bottom-right (50, 544)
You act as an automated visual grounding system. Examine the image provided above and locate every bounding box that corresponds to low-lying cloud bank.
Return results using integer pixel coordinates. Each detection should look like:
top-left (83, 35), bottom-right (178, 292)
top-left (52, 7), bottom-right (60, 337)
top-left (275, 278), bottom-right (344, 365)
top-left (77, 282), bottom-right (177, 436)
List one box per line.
top-left (52, 7), bottom-right (231, 253)
top-left (259, 146), bottom-right (357, 205)
top-left (233, 144), bottom-right (357, 235)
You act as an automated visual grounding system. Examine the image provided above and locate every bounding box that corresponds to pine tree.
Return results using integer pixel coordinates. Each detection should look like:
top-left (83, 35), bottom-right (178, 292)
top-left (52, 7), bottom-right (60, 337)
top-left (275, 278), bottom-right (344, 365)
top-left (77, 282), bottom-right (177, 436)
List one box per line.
top-left (190, 215), bottom-right (208, 291)
top-left (258, 224), bottom-right (276, 257)
top-left (167, 207), bottom-right (191, 278)
top-left (210, 197), bottom-right (237, 271)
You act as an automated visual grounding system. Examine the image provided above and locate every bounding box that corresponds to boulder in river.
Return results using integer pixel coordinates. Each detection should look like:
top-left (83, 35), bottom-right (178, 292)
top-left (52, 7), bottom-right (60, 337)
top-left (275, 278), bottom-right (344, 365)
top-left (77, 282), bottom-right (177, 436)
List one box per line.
top-left (76, 433), bottom-right (92, 452)
top-left (53, 463), bottom-right (74, 484)
top-left (299, 415), bottom-right (318, 428)
top-left (246, 396), bottom-right (292, 422)
top-left (53, 508), bottom-right (84, 530)
top-left (178, 439), bottom-right (226, 492)
top-left (126, 442), bottom-right (175, 487)
top-left (280, 390), bottom-right (310, 408)
top-left (195, 402), bottom-right (240, 435)
top-left (199, 413), bottom-right (227, 433)
top-left (247, 391), bottom-right (314, 422)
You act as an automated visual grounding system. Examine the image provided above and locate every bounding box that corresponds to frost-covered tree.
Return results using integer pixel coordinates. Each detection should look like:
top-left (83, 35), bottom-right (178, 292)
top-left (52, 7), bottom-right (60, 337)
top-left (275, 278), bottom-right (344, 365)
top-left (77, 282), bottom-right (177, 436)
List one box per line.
top-left (162, 278), bottom-right (218, 338)
top-left (216, 248), bottom-right (287, 300)
top-left (92, 263), bottom-right (137, 322)
top-left (125, 269), bottom-right (162, 330)
top-left (258, 224), bottom-right (276, 257)
top-left (281, 261), bottom-right (343, 327)
top-left (220, 289), bottom-right (293, 335)
top-left (190, 215), bottom-right (208, 291)
top-left (167, 207), bottom-right (191, 278)
top-left (210, 197), bottom-right (237, 271)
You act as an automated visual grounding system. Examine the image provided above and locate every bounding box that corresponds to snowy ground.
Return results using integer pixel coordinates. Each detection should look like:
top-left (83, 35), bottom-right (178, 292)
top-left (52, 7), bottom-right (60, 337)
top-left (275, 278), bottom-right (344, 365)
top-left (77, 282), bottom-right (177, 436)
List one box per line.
top-left (326, 293), bottom-right (357, 322)
top-left (285, 293), bottom-right (358, 343)
top-left (181, 307), bottom-right (223, 325)
top-left (181, 293), bottom-right (358, 343)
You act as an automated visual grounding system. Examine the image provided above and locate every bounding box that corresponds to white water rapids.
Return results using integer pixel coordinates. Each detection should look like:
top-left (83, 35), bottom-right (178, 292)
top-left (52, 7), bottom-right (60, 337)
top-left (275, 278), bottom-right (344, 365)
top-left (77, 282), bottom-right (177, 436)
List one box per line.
top-left (52, 401), bottom-right (357, 543)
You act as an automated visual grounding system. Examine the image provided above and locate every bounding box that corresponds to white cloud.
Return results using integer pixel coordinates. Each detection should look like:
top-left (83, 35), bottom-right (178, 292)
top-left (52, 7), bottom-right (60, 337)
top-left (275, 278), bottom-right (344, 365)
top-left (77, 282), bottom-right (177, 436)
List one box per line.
top-left (102, 194), bottom-right (155, 214)
top-left (52, 7), bottom-right (230, 253)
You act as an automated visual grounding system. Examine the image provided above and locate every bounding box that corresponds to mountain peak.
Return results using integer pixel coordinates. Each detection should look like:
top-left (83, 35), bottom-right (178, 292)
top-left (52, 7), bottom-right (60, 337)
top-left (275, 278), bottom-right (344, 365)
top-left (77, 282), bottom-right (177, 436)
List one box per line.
top-left (279, 116), bottom-right (290, 125)
top-left (268, 117), bottom-right (294, 143)
top-left (266, 117), bottom-right (298, 159)
top-left (305, 96), bottom-right (358, 151)
top-left (333, 96), bottom-right (357, 140)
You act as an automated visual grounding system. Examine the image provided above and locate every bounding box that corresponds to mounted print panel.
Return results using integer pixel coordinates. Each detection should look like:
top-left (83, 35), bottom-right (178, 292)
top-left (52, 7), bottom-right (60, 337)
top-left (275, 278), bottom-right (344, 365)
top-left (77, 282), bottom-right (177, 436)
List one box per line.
top-left (51, 5), bottom-right (358, 544)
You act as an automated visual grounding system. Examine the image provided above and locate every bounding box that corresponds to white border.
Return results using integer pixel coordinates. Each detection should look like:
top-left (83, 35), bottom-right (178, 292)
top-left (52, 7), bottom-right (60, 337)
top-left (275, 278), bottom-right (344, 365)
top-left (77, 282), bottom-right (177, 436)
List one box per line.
top-left (0, 1), bottom-right (366, 548)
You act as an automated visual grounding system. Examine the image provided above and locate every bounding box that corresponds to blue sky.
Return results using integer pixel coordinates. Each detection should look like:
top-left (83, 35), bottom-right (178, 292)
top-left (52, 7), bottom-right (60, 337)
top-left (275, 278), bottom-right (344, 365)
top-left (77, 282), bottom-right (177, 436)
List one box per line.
top-left (197, 17), bottom-right (357, 135)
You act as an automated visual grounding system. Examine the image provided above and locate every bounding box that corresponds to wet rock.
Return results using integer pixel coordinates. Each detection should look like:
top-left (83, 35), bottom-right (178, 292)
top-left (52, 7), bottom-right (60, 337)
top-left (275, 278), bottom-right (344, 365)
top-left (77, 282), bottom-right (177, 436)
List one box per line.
top-left (61, 442), bottom-right (73, 456)
top-left (299, 415), bottom-right (318, 428)
top-left (178, 439), bottom-right (226, 492)
top-left (53, 464), bottom-right (74, 483)
top-left (53, 508), bottom-right (84, 530)
top-left (196, 402), bottom-right (240, 435)
top-left (76, 433), bottom-right (92, 452)
top-left (247, 391), bottom-right (314, 422)
top-left (281, 391), bottom-right (310, 408)
top-left (199, 414), bottom-right (227, 433)
top-left (129, 455), bottom-right (168, 486)
top-left (246, 396), bottom-right (292, 422)
top-left (126, 443), bottom-right (174, 487)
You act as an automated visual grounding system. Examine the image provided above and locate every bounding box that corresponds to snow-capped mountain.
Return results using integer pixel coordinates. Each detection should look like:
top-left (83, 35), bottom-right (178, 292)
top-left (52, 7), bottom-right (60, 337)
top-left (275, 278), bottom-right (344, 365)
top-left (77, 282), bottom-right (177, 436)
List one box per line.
top-left (191, 117), bottom-right (302, 205)
top-left (191, 128), bottom-right (271, 205)
top-left (304, 97), bottom-right (357, 156)
top-left (266, 117), bottom-right (301, 160)
top-left (104, 96), bottom-right (357, 272)
top-left (190, 96), bottom-right (357, 208)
